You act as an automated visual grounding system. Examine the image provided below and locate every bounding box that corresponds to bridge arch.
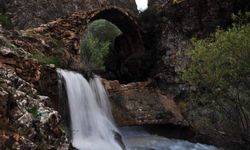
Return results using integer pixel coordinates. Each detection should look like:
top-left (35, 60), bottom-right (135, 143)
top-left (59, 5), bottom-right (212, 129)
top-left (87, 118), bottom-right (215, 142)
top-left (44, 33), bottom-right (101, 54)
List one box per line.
top-left (85, 7), bottom-right (146, 82)
top-left (32, 6), bottom-right (148, 82)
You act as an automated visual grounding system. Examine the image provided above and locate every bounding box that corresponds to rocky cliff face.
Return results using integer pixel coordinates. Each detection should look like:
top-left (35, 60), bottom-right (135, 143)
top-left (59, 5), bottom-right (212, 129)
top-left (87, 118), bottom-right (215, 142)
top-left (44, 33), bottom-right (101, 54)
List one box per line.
top-left (142, 0), bottom-right (250, 97)
top-left (141, 0), bottom-right (250, 148)
top-left (103, 79), bottom-right (185, 126)
top-left (0, 29), bottom-right (68, 149)
top-left (5, 0), bottom-right (138, 29)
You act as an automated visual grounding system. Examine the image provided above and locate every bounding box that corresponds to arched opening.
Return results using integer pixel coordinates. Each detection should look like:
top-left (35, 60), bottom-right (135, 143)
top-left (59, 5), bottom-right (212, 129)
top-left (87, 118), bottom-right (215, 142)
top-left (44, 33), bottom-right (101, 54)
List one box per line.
top-left (80, 8), bottom-right (149, 83)
top-left (80, 19), bottom-right (122, 75)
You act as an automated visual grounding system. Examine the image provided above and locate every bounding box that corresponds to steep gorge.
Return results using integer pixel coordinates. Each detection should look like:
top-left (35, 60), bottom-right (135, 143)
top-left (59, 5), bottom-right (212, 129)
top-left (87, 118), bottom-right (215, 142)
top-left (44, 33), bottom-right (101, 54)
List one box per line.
top-left (0, 0), bottom-right (250, 149)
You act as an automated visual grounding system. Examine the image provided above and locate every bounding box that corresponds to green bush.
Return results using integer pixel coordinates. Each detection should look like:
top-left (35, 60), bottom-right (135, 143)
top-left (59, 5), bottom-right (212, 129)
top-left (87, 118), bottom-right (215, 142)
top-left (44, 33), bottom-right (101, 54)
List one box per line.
top-left (0, 14), bottom-right (13, 30)
top-left (32, 52), bottom-right (61, 67)
top-left (87, 19), bottom-right (121, 42)
top-left (80, 19), bottom-right (121, 69)
top-left (182, 24), bottom-right (250, 140)
top-left (81, 33), bottom-right (110, 69)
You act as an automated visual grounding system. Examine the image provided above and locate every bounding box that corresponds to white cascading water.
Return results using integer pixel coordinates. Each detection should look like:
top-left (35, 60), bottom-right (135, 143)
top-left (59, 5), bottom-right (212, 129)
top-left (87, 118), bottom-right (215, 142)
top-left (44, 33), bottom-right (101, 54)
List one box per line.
top-left (89, 75), bottom-right (114, 121)
top-left (57, 69), bottom-right (122, 150)
top-left (57, 69), bottom-right (219, 150)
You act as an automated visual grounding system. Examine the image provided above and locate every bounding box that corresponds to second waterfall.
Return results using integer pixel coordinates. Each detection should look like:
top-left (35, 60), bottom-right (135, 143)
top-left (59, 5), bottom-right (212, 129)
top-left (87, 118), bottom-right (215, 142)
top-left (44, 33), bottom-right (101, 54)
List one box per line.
top-left (57, 69), bottom-right (123, 150)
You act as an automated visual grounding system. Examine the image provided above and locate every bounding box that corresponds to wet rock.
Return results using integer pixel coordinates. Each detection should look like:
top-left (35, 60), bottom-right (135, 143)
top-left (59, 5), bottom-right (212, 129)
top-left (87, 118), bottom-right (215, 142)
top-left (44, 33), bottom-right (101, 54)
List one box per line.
top-left (103, 79), bottom-right (186, 126)
top-left (114, 131), bottom-right (126, 150)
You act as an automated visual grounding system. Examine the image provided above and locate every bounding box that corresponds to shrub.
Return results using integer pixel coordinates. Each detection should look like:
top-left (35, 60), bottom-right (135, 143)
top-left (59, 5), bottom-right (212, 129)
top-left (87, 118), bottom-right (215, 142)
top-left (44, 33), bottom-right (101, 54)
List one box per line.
top-left (80, 19), bottom-right (121, 70)
top-left (80, 33), bottom-right (110, 69)
top-left (87, 19), bottom-right (121, 42)
top-left (32, 52), bottom-right (61, 67)
top-left (182, 23), bottom-right (250, 142)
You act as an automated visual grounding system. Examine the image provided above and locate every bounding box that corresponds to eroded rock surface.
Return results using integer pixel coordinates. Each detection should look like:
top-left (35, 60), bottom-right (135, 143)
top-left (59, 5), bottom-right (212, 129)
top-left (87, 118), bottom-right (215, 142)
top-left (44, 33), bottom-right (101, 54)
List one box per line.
top-left (0, 68), bottom-right (69, 149)
top-left (103, 80), bottom-right (186, 126)
top-left (0, 29), bottom-right (68, 149)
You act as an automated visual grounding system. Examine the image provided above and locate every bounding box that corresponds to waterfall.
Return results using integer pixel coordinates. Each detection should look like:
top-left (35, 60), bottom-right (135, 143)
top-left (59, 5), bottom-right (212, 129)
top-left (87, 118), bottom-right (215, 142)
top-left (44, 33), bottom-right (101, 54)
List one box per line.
top-left (57, 69), bottom-right (123, 150)
top-left (89, 75), bottom-right (114, 120)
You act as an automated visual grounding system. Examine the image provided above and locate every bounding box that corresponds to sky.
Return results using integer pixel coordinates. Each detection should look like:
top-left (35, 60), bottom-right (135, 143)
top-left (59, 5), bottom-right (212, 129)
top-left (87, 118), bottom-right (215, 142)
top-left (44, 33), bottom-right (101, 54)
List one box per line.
top-left (135, 0), bottom-right (148, 11)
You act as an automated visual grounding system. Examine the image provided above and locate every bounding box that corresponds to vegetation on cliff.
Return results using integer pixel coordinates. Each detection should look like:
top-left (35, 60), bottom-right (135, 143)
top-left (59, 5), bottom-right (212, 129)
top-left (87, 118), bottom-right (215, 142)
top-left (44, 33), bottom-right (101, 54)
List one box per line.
top-left (1, 0), bottom-right (250, 149)
top-left (182, 21), bottom-right (250, 148)
top-left (32, 52), bottom-right (61, 67)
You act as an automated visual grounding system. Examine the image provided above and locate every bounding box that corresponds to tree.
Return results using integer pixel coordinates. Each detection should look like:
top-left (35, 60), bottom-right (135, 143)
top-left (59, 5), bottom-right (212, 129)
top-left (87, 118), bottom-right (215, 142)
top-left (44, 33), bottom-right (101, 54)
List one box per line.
top-left (80, 33), bottom-right (110, 69)
top-left (182, 23), bottom-right (250, 144)
top-left (87, 19), bottom-right (121, 42)
top-left (80, 19), bottom-right (121, 70)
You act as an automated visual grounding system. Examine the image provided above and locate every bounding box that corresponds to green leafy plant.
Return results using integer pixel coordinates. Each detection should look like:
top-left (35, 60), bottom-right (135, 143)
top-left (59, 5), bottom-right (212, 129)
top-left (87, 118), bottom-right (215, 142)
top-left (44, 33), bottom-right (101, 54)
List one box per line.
top-left (32, 52), bottom-right (61, 67)
top-left (28, 107), bottom-right (39, 118)
top-left (80, 19), bottom-right (121, 69)
top-left (81, 33), bottom-right (110, 69)
top-left (87, 19), bottom-right (121, 42)
top-left (182, 23), bottom-right (250, 142)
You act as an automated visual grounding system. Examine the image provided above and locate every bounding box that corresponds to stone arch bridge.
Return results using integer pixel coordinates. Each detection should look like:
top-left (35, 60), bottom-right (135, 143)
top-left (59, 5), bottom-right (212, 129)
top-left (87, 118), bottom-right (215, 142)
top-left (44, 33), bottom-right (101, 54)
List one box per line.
top-left (29, 6), bottom-right (148, 82)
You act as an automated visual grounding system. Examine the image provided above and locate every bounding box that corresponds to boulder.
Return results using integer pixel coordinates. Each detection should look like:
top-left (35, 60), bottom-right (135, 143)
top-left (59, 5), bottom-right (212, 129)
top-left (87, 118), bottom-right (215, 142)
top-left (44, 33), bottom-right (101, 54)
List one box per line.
top-left (103, 80), bottom-right (186, 126)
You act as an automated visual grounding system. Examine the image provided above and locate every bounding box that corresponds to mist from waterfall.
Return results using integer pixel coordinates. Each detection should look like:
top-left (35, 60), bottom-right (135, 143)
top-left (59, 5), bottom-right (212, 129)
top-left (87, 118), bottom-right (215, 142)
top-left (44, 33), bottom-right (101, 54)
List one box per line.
top-left (57, 69), bottom-right (122, 150)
